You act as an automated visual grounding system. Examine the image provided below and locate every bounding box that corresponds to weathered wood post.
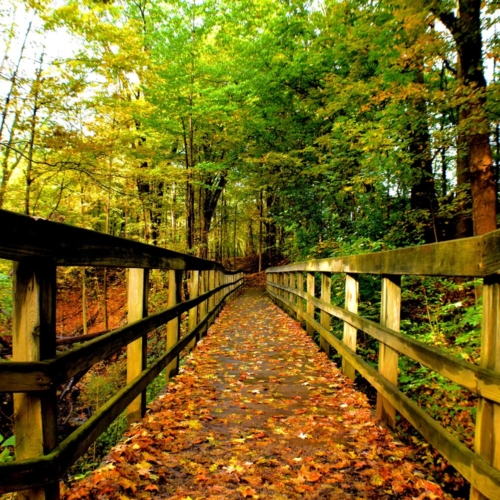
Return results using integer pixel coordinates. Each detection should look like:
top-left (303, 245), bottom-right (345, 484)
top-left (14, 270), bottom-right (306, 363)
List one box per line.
top-left (342, 273), bottom-right (359, 380)
top-left (208, 270), bottom-right (216, 325)
top-left (13, 259), bottom-right (58, 500)
top-left (320, 273), bottom-right (332, 355)
top-left (187, 270), bottom-right (199, 350)
top-left (376, 275), bottom-right (401, 429)
top-left (215, 271), bottom-right (221, 311)
top-left (471, 274), bottom-right (500, 500)
top-left (166, 270), bottom-right (182, 380)
top-left (282, 273), bottom-right (288, 313)
top-left (306, 272), bottom-right (315, 337)
top-left (126, 268), bottom-right (149, 426)
top-left (223, 272), bottom-right (228, 302)
top-left (199, 271), bottom-right (208, 336)
top-left (289, 273), bottom-right (296, 318)
top-left (297, 272), bottom-right (304, 324)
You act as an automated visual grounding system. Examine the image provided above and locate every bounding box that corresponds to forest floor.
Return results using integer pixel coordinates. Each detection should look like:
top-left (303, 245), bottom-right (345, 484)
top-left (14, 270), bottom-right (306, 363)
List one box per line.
top-left (61, 287), bottom-right (446, 500)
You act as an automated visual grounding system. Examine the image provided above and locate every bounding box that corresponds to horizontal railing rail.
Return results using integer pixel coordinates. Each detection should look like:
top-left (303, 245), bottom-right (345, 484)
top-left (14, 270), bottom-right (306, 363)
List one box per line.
top-left (0, 209), bottom-right (238, 271)
top-left (0, 209), bottom-right (244, 498)
top-left (267, 231), bottom-right (500, 277)
top-left (266, 230), bottom-right (500, 500)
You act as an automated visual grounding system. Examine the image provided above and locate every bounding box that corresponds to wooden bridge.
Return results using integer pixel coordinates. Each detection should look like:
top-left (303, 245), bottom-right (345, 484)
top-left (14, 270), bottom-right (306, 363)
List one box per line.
top-left (0, 208), bottom-right (500, 499)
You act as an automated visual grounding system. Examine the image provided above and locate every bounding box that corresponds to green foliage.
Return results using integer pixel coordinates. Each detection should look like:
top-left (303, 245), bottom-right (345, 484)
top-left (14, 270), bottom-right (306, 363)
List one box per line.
top-left (80, 362), bottom-right (125, 414)
top-left (148, 270), bottom-right (170, 314)
top-left (0, 433), bottom-right (15, 463)
top-left (146, 368), bottom-right (167, 403)
top-left (0, 263), bottom-right (12, 323)
top-left (401, 277), bottom-right (481, 360)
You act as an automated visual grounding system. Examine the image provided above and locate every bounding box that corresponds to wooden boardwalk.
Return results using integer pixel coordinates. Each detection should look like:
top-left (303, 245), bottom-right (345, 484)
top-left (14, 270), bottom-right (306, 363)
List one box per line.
top-left (62, 287), bottom-right (443, 499)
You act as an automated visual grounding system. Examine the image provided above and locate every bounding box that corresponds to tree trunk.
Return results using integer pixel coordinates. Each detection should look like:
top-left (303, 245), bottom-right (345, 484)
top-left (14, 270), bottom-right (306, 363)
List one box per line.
top-left (258, 190), bottom-right (263, 272)
top-left (25, 52), bottom-right (44, 216)
top-left (437, 0), bottom-right (497, 236)
top-left (409, 67), bottom-right (439, 243)
top-left (265, 193), bottom-right (278, 266)
top-left (171, 184), bottom-right (176, 241)
top-left (183, 116), bottom-right (196, 251)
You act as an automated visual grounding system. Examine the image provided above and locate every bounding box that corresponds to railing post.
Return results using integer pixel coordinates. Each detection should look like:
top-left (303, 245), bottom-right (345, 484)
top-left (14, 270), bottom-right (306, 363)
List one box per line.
top-left (199, 271), bottom-right (208, 336)
top-left (306, 272), bottom-right (315, 337)
top-left (214, 271), bottom-right (218, 306)
top-left (283, 272), bottom-right (289, 312)
top-left (297, 272), bottom-right (304, 323)
top-left (320, 273), bottom-right (332, 355)
top-left (166, 270), bottom-right (182, 380)
top-left (289, 272), bottom-right (296, 318)
top-left (342, 273), bottom-right (359, 380)
top-left (376, 275), bottom-right (401, 429)
top-left (13, 259), bottom-right (58, 500)
top-left (208, 270), bottom-right (215, 324)
top-left (187, 270), bottom-right (200, 350)
top-left (269, 273), bottom-right (274, 303)
top-left (471, 275), bottom-right (500, 500)
top-left (215, 271), bottom-right (221, 309)
top-left (126, 268), bottom-right (149, 426)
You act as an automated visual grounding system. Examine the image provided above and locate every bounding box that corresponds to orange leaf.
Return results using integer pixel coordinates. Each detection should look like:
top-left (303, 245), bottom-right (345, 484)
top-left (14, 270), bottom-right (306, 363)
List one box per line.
top-left (304, 471), bottom-right (321, 483)
top-left (238, 486), bottom-right (256, 498)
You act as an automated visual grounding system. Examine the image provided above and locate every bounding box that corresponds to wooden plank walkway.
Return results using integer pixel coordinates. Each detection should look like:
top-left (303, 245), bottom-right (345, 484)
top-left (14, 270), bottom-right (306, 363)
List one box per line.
top-left (62, 287), bottom-right (444, 499)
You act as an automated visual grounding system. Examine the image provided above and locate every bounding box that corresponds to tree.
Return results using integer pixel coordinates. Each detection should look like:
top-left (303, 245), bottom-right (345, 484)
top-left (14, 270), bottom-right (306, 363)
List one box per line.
top-left (425, 0), bottom-right (497, 236)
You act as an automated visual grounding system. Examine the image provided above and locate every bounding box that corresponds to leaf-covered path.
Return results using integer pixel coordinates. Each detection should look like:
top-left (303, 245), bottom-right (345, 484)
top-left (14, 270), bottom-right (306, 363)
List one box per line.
top-left (62, 287), bottom-right (444, 499)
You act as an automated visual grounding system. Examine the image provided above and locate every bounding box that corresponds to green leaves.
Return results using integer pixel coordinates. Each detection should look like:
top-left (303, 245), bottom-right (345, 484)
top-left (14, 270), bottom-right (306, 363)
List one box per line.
top-left (0, 434), bottom-right (15, 463)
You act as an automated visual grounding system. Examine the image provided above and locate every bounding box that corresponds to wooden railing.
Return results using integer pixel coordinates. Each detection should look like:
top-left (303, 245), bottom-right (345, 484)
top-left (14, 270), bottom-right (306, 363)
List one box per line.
top-left (0, 209), bottom-right (243, 498)
top-left (266, 231), bottom-right (500, 500)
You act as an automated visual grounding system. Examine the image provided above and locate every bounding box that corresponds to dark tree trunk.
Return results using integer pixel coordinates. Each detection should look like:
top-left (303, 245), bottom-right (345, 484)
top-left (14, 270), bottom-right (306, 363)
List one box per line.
top-left (199, 175), bottom-right (227, 259)
top-left (265, 193), bottom-right (278, 266)
top-left (409, 68), bottom-right (439, 242)
top-left (436, 0), bottom-right (497, 236)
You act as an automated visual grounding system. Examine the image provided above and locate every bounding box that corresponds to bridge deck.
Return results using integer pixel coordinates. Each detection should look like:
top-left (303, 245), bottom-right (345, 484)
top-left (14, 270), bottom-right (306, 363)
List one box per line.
top-left (62, 287), bottom-right (442, 499)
